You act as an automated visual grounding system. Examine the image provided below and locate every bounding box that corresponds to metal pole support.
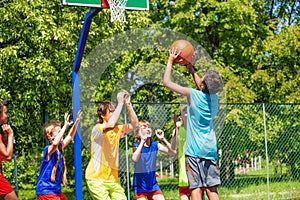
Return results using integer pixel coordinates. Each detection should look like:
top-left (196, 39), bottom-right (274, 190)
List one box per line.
top-left (72, 8), bottom-right (101, 200)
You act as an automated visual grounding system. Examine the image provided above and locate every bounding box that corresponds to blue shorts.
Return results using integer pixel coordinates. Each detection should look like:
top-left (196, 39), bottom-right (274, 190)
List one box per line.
top-left (185, 156), bottom-right (221, 189)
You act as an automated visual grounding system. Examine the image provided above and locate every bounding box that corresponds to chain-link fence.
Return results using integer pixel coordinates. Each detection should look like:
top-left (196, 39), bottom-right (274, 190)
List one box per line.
top-left (4, 103), bottom-right (299, 199)
top-left (118, 103), bottom-right (300, 200)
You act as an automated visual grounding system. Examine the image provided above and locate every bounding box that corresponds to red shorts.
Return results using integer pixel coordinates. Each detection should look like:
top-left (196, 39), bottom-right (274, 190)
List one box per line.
top-left (179, 186), bottom-right (191, 197)
top-left (37, 193), bottom-right (68, 200)
top-left (0, 174), bottom-right (13, 195)
top-left (135, 190), bottom-right (163, 200)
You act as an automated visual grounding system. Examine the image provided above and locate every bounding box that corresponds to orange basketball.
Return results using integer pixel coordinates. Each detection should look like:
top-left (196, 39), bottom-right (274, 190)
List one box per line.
top-left (170, 40), bottom-right (195, 65)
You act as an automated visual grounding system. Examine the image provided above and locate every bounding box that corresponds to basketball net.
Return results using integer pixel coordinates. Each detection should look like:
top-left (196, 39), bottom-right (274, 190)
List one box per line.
top-left (107, 0), bottom-right (128, 22)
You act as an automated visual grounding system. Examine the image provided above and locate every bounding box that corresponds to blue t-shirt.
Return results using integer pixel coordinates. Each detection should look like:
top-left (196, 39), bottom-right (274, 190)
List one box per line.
top-left (185, 88), bottom-right (219, 160)
top-left (36, 145), bottom-right (64, 195)
top-left (133, 140), bottom-right (160, 194)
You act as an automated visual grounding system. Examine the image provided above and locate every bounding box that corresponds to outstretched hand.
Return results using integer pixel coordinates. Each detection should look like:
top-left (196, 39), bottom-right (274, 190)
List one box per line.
top-left (169, 47), bottom-right (181, 64)
top-left (64, 113), bottom-right (73, 127)
top-left (117, 91), bottom-right (125, 103)
top-left (123, 90), bottom-right (131, 104)
top-left (155, 129), bottom-right (165, 141)
top-left (173, 114), bottom-right (182, 128)
top-left (75, 110), bottom-right (82, 123)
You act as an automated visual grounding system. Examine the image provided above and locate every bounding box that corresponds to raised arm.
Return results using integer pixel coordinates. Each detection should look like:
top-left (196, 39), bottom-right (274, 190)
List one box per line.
top-left (186, 63), bottom-right (203, 91)
top-left (0, 124), bottom-right (14, 161)
top-left (132, 133), bottom-right (147, 163)
top-left (103, 92), bottom-right (125, 133)
top-left (156, 129), bottom-right (177, 156)
top-left (171, 114), bottom-right (181, 151)
top-left (48, 113), bottom-right (71, 157)
top-left (62, 110), bottom-right (82, 148)
top-left (163, 48), bottom-right (191, 98)
top-left (121, 91), bottom-right (138, 138)
top-left (104, 92), bottom-right (125, 131)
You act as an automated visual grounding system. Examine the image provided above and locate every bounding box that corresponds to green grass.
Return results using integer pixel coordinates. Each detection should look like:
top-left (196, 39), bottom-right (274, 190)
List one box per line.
top-left (218, 164), bottom-right (300, 200)
top-left (219, 181), bottom-right (300, 200)
top-left (16, 184), bottom-right (91, 200)
top-left (14, 174), bottom-right (300, 200)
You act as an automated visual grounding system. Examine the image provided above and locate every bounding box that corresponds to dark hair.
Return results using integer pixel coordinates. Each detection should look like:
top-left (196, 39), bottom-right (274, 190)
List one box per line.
top-left (203, 70), bottom-right (224, 94)
top-left (0, 99), bottom-right (9, 114)
top-left (97, 102), bottom-right (115, 124)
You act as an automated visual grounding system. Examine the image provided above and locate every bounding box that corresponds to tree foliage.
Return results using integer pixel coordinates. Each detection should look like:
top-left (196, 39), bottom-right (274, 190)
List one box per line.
top-left (0, 0), bottom-right (299, 186)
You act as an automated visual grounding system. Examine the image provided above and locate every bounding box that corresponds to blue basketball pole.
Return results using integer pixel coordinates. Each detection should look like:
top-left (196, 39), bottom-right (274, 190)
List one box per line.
top-left (72, 8), bottom-right (101, 199)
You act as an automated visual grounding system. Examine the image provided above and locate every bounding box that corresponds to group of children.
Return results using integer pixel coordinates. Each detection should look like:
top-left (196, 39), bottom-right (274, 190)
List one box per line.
top-left (84, 90), bottom-right (186, 200)
top-left (0, 48), bottom-right (224, 200)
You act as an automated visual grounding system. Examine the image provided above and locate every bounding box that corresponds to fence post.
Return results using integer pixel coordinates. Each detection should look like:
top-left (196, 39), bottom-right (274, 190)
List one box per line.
top-left (170, 159), bottom-right (174, 178)
top-left (263, 103), bottom-right (270, 200)
top-left (160, 160), bottom-right (163, 179)
top-left (123, 107), bottom-right (131, 200)
top-left (13, 154), bottom-right (18, 197)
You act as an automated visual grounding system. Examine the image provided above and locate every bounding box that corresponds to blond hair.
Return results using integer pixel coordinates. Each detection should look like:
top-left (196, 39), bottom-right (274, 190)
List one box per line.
top-left (134, 120), bottom-right (151, 143)
top-left (43, 120), bottom-right (68, 185)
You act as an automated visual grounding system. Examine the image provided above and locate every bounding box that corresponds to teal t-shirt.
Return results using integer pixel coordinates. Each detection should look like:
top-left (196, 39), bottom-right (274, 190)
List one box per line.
top-left (185, 88), bottom-right (219, 160)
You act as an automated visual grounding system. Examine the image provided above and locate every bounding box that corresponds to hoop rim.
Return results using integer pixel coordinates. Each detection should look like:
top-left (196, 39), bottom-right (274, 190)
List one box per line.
top-left (101, 0), bottom-right (149, 10)
top-left (101, 0), bottom-right (110, 9)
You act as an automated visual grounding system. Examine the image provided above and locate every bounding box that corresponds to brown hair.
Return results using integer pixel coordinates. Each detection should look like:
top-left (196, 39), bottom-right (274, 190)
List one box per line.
top-left (43, 120), bottom-right (68, 185)
top-left (0, 99), bottom-right (9, 116)
top-left (97, 102), bottom-right (115, 124)
top-left (43, 120), bottom-right (61, 144)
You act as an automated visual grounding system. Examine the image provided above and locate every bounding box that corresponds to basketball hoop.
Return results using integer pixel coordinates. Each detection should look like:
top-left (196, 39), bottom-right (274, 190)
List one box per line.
top-left (107, 0), bottom-right (128, 22)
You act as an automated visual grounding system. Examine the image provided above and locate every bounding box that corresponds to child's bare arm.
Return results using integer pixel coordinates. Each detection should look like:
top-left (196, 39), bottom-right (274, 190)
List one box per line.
top-left (163, 48), bottom-right (191, 97)
top-left (63, 110), bottom-right (82, 148)
top-left (48, 113), bottom-right (71, 157)
top-left (132, 141), bottom-right (145, 163)
top-left (171, 114), bottom-right (180, 150)
top-left (186, 63), bottom-right (202, 90)
top-left (156, 129), bottom-right (177, 156)
top-left (103, 92), bottom-right (125, 131)
top-left (132, 132), bottom-right (147, 163)
top-left (122, 91), bottom-right (138, 138)
top-left (0, 124), bottom-right (14, 161)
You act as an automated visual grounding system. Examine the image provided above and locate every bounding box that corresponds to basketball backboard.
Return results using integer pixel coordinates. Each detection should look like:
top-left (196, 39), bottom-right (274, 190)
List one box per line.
top-left (62, 0), bottom-right (149, 10)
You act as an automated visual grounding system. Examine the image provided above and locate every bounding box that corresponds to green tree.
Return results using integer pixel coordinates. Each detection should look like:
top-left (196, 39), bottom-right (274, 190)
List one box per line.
top-left (1, 0), bottom-right (299, 188)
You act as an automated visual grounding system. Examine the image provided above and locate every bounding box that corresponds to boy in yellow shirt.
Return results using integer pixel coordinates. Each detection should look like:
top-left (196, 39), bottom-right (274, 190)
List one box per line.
top-left (85, 91), bottom-right (138, 200)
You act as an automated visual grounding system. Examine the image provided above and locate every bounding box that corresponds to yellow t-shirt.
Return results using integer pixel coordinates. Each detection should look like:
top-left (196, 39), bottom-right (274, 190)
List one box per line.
top-left (85, 123), bottom-right (125, 182)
